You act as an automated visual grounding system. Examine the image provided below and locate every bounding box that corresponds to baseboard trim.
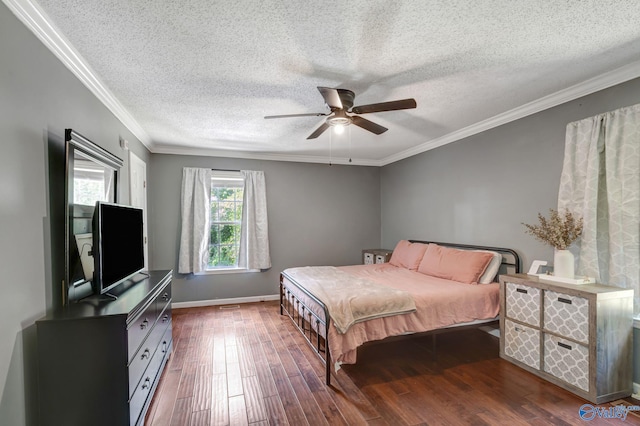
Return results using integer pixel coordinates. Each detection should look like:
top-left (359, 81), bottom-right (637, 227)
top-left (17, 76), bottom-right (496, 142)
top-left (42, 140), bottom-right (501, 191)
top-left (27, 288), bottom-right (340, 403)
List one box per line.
top-left (172, 294), bottom-right (279, 309)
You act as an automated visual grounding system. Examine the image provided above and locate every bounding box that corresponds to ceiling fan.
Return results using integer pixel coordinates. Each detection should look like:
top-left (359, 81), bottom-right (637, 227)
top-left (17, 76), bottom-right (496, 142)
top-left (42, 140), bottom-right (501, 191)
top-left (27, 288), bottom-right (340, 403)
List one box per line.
top-left (265, 87), bottom-right (417, 139)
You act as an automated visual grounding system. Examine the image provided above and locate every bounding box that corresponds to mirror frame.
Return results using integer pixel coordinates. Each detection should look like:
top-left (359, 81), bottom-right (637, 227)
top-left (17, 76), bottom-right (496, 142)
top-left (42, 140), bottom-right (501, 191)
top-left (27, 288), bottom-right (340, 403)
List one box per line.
top-left (64, 129), bottom-right (123, 306)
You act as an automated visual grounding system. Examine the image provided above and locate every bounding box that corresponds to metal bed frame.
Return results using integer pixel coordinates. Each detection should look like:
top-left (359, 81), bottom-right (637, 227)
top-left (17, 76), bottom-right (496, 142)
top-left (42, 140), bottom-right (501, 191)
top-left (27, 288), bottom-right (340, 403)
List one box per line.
top-left (279, 240), bottom-right (521, 385)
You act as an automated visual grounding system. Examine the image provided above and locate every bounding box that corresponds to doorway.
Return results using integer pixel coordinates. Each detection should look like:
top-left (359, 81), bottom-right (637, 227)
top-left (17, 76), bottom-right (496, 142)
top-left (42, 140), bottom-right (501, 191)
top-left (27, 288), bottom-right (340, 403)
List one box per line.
top-left (129, 151), bottom-right (148, 270)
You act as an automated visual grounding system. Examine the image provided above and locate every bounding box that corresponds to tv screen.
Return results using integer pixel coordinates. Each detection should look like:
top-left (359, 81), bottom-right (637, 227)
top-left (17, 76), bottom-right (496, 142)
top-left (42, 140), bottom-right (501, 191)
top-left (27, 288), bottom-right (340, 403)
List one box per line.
top-left (93, 202), bottom-right (145, 295)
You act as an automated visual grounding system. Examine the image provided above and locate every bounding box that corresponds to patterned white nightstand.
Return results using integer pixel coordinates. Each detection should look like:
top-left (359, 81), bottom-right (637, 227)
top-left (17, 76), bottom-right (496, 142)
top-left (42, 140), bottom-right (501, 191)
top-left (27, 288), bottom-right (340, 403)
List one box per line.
top-left (362, 249), bottom-right (393, 265)
top-left (499, 274), bottom-right (633, 404)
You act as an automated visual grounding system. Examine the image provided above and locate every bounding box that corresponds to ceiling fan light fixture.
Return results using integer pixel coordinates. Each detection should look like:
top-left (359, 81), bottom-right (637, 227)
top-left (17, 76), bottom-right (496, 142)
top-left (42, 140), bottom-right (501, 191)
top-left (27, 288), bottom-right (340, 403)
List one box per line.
top-left (328, 116), bottom-right (351, 127)
top-left (333, 123), bottom-right (346, 134)
top-left (266, 86), bottom-right (416, 139)
top-left (327, 109), bottom-right (352, 133)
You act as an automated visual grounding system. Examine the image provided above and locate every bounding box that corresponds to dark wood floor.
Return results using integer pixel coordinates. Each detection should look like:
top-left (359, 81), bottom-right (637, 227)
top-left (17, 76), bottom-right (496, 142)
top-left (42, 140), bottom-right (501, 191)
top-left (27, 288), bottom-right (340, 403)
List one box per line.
top-left (145, 301), bottom-right (640, 425)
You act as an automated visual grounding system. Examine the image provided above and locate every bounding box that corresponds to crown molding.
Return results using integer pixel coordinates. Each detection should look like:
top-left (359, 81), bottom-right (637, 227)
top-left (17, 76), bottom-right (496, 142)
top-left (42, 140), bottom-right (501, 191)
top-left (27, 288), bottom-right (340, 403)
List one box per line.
top-left (381, 60), bottom-right (640, 166)
top-left (150, 144), bottom-right (383, 166)
top-left (7, 0), bottom-right (640, 166)
top-left (3, 0), bottom-right (153, 148)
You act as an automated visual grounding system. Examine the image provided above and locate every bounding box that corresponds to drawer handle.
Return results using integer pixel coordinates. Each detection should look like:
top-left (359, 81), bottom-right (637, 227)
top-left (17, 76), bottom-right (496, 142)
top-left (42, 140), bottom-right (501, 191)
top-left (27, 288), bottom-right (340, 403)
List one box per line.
top-left (141, 377), bottom-right (151, 390)
top-left (516, 288), bottom-right (528, 294)
top-left (162, 314), bottom-right (170, 323)
top-left (140, 319), bottom-right (149, 330)
top-left (141, 348), bottom-right (150, 360)
top-left (162, 340), bottom-right (168, 353)
top-left (162, 292), bottom-right (169, 301)
top-left (557, 342), bottom-right (572, 351)
top-left (557, 297), bottom-right (572, 305)
top-left (514, 326), bottom-right (526, 333)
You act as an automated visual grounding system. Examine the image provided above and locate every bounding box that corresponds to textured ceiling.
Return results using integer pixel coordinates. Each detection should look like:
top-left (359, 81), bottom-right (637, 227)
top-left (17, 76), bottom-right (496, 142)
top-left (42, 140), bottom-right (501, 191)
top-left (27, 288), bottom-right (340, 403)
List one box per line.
top-left (26, 0), bottom-right (640, 164)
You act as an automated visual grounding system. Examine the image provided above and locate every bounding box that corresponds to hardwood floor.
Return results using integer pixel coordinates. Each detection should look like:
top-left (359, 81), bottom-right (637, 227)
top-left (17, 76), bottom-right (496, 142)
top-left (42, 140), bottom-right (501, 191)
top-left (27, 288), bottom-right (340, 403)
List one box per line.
top-left (145, 301), bottom-right (640, 425)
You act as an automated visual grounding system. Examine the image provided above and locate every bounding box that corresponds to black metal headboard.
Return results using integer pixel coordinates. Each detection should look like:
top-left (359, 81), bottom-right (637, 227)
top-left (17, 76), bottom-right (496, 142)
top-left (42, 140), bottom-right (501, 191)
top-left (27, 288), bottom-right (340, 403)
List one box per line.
top-left (408, 240), bottom-right (521, 278)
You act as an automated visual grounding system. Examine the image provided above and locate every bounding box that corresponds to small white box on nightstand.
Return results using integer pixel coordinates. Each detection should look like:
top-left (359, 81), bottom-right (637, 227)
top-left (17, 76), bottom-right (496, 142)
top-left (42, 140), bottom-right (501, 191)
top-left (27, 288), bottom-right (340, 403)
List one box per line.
top-left (362, 249), bottom-right (393, 265)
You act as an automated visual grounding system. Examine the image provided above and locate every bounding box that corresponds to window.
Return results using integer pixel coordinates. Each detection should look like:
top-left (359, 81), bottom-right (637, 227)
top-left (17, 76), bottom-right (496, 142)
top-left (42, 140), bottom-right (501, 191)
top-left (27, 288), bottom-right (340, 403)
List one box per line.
top-left (73, 155), bottom-right (113, 206)
top-left (208, 171), bottom-right (244, 269)
top-left (179, 168), bottom-right (269, 274)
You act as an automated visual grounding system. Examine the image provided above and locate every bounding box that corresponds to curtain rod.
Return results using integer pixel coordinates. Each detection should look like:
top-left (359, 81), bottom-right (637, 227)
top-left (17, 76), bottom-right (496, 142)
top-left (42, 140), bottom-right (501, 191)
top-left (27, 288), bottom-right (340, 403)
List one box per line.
top-left (211, 168), bottom-right (240, 172)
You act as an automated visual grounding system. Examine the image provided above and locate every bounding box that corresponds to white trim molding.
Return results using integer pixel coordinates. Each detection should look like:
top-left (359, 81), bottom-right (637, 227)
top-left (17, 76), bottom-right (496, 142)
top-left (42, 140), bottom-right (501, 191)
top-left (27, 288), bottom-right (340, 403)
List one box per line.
top-left (171, 294), bottom-right (279, 309)
top-left (195, 268), bottom-right (259, 276)
top-left (150, 144), bottom-right (382, 166)
top-left (380, 60), bottom-right (640, 166)
top-left (3, 0), bottom-right (153, 148)
top-left (6, 0), bottom-right (640, 166)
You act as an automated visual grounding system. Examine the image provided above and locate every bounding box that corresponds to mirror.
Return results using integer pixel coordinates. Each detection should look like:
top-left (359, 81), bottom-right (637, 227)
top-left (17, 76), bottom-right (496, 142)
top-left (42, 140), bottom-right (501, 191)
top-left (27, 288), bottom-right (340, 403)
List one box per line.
top-left (64, 129), bottom-right (123, 305)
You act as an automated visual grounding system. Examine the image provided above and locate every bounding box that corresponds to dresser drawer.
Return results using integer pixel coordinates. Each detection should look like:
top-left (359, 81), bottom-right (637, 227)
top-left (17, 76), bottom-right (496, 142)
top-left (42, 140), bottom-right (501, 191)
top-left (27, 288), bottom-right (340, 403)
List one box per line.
top-left (154, 280), bottom-right (172, 341)
top-left (129, 338), bottom-right (164, 426)
top-left (158, 307), bottom-right (171, 332)
top-left (130, 324), bottom-right (173, 426)
top-left (544, 334), bottom-right (589, 391)
top-left (127, 301), bottom-right (158, 361)
top-left (156, 284), bottom-right (172, 311)
top-left (363, 252), bottom-right (374, 265)
top-left (158, 322), bottom-right (173, 365)
top-left (128, 307), bottom-right (171, 398)
top-left (505, 282), bottom-right (540, 326)
top-left (504, 319), bottom-right (540, 369)
top-left (544, 290), bottom-right (589, 343)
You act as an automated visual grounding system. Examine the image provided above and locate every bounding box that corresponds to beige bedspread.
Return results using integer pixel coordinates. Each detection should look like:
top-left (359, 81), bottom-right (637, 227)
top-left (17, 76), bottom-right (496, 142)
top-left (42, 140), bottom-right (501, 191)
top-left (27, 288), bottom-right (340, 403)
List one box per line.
top-left (282, 266), bottom-right (416, 334)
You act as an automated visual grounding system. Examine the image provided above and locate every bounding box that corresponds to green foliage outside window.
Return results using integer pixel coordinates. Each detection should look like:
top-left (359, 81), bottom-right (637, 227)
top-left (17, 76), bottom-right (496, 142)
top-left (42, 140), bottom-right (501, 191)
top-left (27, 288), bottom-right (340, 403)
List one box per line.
top-left (74, 178), bottom-right (106, 205)
top-left (209, 186), bottom-right (243, 268)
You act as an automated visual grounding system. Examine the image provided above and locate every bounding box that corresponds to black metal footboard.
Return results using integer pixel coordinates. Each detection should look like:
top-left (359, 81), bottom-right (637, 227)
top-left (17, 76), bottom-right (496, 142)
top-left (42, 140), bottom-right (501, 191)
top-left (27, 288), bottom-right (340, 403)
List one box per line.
top-left (279, 273), bottom-right (333, 385)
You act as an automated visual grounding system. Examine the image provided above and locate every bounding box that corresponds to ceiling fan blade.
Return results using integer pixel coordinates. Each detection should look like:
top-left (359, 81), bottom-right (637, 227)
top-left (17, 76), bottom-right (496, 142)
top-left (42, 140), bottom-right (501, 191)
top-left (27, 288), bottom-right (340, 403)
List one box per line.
top-left (264, 112), bottom-right (327, 119)
top-left (351, 116), bottom-right (388, 135)
top-left (317, 87), bottom-right (343, 109)
top-left (351, 98), bottom-right (417, 114)
top-left (307, 122), bottom-right (330, 139)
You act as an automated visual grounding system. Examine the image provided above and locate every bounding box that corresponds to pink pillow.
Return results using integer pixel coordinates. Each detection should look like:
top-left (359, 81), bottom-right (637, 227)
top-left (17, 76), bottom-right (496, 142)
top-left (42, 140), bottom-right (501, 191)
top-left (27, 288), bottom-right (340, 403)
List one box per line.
top-left (389, 240), bottom-right (428, 270)
top-left (417, 244), bottom-right (494, 284)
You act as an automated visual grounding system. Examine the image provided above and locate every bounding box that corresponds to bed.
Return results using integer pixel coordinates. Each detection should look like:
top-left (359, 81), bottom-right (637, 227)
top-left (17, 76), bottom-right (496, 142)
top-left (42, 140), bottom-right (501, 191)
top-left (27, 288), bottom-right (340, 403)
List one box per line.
top-left (279, 240), bottom-right (520, 385)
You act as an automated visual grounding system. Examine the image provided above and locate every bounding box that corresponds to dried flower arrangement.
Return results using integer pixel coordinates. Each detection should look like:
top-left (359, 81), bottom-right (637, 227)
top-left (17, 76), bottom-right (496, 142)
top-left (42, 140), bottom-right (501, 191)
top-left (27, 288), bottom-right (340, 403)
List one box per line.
top-left (522, 209), bottom-right (583, 250)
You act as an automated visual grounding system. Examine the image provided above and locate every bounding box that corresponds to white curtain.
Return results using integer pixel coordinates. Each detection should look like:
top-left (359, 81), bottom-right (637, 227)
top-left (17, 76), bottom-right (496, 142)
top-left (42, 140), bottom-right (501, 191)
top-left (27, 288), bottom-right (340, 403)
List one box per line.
top-left (558, 103), bottom-right (640, 313)
top-left (178, 167), bottom-right (212, 273)
top-left (239, 170), bottom-right (271, 270)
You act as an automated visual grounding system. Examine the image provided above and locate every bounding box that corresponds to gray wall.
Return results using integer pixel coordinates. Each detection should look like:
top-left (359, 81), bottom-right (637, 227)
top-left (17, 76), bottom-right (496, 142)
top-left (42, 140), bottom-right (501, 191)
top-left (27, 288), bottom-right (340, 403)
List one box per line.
top-left (381, 77), bottom-right (640, 384)
top-left (381, 77), bottom-right (640, 271)
top-left (148, 154), bottom-right (381, 303)
top-left (3, 0), bottom-right (640, 421)
top-left (0, 4), bottom-right (149, 424)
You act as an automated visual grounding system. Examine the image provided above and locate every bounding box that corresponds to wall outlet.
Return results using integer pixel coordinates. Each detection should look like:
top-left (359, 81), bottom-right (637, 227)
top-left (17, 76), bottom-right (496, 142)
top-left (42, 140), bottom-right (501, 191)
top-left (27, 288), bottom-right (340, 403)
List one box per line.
top-left (119, 137), bottom-right (129, 150)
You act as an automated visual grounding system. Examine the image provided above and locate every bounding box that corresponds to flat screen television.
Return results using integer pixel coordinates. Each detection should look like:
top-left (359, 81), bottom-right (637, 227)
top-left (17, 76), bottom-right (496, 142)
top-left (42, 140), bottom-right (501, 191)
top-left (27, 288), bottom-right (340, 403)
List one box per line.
top-left (92, 201), bottom-right (145, 295)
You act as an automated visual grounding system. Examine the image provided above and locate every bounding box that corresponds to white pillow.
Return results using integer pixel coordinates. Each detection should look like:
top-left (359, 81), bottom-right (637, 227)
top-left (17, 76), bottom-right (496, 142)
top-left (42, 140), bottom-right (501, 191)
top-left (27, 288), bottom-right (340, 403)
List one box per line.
top-left (476, 251), bottom-right (502, 284)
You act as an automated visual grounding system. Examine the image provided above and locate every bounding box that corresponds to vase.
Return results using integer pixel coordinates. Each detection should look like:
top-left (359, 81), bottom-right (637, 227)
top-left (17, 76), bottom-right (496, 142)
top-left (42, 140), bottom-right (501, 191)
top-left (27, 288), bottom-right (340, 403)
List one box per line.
top-left (554, 249), bottom-right (574, 279)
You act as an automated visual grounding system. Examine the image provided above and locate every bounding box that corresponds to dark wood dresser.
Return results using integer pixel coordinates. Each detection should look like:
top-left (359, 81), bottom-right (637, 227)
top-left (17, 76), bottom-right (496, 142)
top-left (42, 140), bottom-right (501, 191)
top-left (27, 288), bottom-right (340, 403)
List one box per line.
top-left (37, 270), bottom-right (173, 426)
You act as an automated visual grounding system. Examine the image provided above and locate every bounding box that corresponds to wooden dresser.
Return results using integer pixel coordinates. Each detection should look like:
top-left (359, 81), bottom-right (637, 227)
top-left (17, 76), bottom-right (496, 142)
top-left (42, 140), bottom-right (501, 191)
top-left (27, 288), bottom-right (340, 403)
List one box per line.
top-left (37, 270), bottom-right (173, 426)
top-left (499, 274), bottom-right (633, 404)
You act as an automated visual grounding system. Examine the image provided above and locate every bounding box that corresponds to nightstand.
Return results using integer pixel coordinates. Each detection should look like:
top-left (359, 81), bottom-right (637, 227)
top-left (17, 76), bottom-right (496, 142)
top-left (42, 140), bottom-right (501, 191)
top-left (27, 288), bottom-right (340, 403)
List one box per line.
top-left (362, 249), bottom-right (393, 265)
